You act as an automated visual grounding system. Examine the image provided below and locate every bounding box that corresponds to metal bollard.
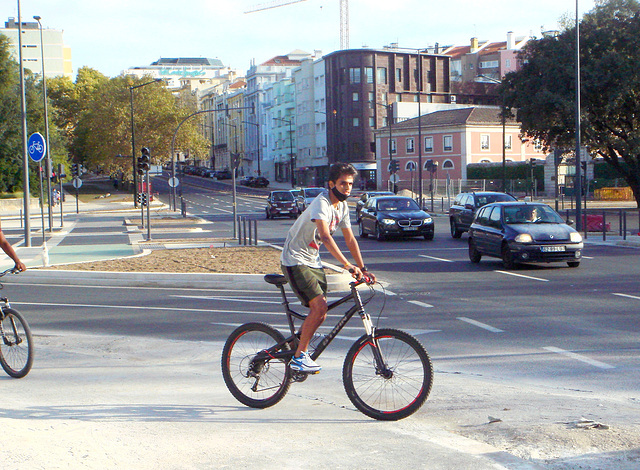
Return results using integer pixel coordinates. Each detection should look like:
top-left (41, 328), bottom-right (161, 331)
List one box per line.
top-left (180, 198), bottom-right (187, 218)
top-left (253, 219), bottom-right (258, 245)
top-left (623, 210), bottom-right (627, 240)
top-left (602, 210), bottom-right (606, 241)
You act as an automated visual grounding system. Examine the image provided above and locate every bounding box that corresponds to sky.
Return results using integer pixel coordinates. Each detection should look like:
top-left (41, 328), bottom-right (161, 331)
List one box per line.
top-left (4, 0), bottom-right (597, 78)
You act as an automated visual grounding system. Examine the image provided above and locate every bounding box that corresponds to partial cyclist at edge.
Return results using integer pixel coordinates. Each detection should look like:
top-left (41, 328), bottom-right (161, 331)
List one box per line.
top-left (281, 163), bottom-right (376, 373)
top-left (0, 220), bottom-right (26, 272)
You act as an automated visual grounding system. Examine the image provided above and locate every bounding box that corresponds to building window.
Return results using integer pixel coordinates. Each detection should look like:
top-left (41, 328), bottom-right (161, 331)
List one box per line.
top-left (377, 67), bottom-right (387, 84)
top-left (364, 67), bottom-right (374, 84)
top-left (424, 136), bottom-right (433, 152)
top-left (505, 59), bottom-right (511, 68)
top-left (481, 134), bottom-right (490, 150)
top-left (406, 161), bottom-right (417, 171)
top-left (352, 92), bottom-right (359, 102)
top-left (442, 159), bottom-right (454, 169)
top-left (504, 134), bottom-right (512, 150)
top-left (480, 60), bottom-right (499, 69)
top-left (534, 139), bottom-right (542, 150)
top-left (389, 138), bottom-right (397, 155)
top-left (479, 159), bottom-right (491, 163)
top-left (353, 117), bottom-right (360, 127)
top-left (396, 68), bottom-right (402, 82)
top-left (444, 135), bottom-right (453, 152)
top-left (369, 117), bottom-right (375, 127)
top-left (368, 92), bottom-right (374, 107)
top-left (406, 138), bottom-right (415, 153)
top-left (349, 67), bottom-right (361, 84)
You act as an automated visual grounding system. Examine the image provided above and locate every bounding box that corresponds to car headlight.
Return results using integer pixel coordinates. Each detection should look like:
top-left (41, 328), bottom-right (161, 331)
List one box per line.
top-left (424, 217), bottom-right (433, 224)
top-left (381, 218), bottom-right (396, 225)
top-left (515, 233), bottom-right (533, 243)
top-left (570, 232), bottom-right (583, 243)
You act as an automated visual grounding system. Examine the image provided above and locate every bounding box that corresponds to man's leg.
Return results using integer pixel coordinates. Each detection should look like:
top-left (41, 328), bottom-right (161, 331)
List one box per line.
top-left (296, 294), bottom-right (328, 356)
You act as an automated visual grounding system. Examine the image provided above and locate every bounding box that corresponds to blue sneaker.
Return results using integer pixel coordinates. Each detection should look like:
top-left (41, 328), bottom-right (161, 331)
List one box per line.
top-left (289, 351), bottom-right (321, 373)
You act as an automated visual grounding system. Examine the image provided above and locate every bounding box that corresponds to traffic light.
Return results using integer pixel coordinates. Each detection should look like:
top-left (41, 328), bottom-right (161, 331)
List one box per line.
top-left (138, 147), bottom-right (150, 175)
top-left (78, 163), bottom-right (84, 175)
top-left (71, 163), bottom-right (79, 177)
top-left (390, 160), bottom-right (399, 173)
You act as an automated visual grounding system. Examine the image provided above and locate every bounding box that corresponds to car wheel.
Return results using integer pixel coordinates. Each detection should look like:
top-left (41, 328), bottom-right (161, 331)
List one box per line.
top-left (359, 222), bottom-right (368, 238)
top-left (450, 219), bottom-right (462, 239)
top-left (501, 244), bottom-right (516, 269)
top-left (424, 232), bottom-right (434, 241)
top-left (375, 224), bottom-right (386, 242)
top-left (469, 238), bottom-right (482, 263)
top-left (567, 261), bottom-right (580, 268)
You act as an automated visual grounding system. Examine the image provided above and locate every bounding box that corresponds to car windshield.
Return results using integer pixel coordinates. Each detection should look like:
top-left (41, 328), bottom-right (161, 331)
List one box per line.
top-left (304, 188), bottom-right (324, 198)
top-left (475, 194), bottom-right (515, 207)
top-left (377, 198), bottom-right (420, 211)
top-left (503, 205), bottom-right (564, 224)
top-left (273, 192), bottom-right (294, 202)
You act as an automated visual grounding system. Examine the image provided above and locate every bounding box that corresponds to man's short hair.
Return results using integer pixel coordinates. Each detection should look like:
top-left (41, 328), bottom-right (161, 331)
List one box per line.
top-left (329, 163), bottom-right (358, 183)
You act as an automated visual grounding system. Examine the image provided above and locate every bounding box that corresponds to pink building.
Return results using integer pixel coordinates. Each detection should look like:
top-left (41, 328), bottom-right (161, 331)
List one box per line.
top-left (374, 107), bottom-right (547, 186)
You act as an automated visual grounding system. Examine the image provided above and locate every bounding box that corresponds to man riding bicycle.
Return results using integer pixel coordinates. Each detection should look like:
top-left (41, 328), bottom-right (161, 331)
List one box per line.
top-left (281, 163), bottom-right (376, 373)
top-left (0, 220), bottom-right (26, 272)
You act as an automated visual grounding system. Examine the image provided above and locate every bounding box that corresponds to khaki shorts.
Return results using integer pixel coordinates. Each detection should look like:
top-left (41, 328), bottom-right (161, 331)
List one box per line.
top-left (281, 264), bottom-right (328, 307)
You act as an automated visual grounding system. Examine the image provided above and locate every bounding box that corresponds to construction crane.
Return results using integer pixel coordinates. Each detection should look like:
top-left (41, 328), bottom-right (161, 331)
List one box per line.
top-left (245, 0), bottom-right (349, 50)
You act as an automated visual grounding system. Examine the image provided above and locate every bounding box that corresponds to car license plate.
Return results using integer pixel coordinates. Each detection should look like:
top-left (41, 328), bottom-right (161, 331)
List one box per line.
top-left (541, 246), bottom-right (565, 252)
top-left (280, 210), bottom-right (289, 214)
top-left (404, 226), bottom-right (418, 231)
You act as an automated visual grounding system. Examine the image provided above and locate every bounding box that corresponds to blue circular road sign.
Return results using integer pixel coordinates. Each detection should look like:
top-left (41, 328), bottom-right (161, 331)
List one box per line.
top-left (28, 132), bottom-right (46, 162)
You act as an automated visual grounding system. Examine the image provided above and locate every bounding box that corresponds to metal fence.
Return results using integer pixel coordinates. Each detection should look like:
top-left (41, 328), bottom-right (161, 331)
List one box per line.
top-left (564, 208), bottom-right (640, 241)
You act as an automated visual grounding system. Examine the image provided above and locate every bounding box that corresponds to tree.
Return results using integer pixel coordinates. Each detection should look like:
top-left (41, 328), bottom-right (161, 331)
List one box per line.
top-left (48, 70), bottom-right (208, 179)
top-left (501, 0), bottom-right (640, 207)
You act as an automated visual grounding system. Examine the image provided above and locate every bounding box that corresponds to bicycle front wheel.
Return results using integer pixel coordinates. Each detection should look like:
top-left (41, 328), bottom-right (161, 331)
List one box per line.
top-left (221, 322), bottom-right (292, 409)
top-left (0, 308), bottom-right (34, 378)
top-left (343, 328), bottom-right (432, 421)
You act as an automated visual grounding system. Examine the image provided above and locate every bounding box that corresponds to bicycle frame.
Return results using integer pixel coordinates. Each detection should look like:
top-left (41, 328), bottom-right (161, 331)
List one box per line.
top-left (254, 277), bottom-right (385, 369)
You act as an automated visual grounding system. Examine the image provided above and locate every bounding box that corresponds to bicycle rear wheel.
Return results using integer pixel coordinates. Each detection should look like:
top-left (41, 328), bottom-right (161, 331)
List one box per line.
top-left (221, 322), bottom-right (292, 409)
top-left (0, 308), bottom-right (34, 378)
top-left (343, 328), bottom-right (432, 421)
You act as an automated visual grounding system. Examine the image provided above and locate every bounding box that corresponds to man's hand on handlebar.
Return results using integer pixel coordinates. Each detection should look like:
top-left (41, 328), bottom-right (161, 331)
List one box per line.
top-left (347, 265), bottom-right (376, 285)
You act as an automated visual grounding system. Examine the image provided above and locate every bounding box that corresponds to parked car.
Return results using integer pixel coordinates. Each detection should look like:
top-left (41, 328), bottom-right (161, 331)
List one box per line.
top-left (449, 191), bottom-right (517, 238)
top-left (238, 176), bottom-right (255, 186)
top-left (296, 187), bottom-right (325, 212)
top-left (250, 176), bottom-right (269, 188)
top-left (358, 196), bottom-right (434, 241)
top-left (468, 202), bottom-right (583, 269)
top-left (355, 191), bottom-right (394, 222)
top-left (215, 169), bottom-right (232, 180)
top-left (266, 190), bottom-right (300, 219)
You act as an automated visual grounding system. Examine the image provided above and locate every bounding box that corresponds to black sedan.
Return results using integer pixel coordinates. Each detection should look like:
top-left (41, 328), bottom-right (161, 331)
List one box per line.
top-left (358, 196), bottom-right (434, 241)
top-left (468, 202), bottom-right (583, 269)
top-left (355, 191), bottom-right (394, 222)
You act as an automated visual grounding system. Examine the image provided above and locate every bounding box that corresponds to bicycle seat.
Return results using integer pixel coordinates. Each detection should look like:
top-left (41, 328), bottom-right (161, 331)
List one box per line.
top-left (264, 274), bottom-right (288, 286)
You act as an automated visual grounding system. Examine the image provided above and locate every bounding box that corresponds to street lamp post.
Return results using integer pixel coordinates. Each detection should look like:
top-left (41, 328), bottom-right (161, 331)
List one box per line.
top-left (219, 120), bottom-right (240, 238)
top-left (129, 78), bottom-right (161, 208)
top-left (17, 0), bottom-right (31, 247)
top-left (34, 15), bottom-right (53, 234)
top-left (574, 0), bottom-right (583, 232)
top-left (273, 117), bottom-right (295, 188)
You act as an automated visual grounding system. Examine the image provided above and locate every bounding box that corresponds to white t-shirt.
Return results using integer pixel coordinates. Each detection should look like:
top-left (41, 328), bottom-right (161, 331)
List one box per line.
top-left (281, 190), bottom-right (351, 268)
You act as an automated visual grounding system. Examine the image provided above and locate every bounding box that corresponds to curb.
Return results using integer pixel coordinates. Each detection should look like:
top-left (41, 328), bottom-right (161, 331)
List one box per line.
top-left (22, 266), bottom-right (354, 291)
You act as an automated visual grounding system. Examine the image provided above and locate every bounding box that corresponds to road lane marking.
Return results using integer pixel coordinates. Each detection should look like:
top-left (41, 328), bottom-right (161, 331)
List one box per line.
top-left (457, 317), bottom-right (504, 333)
top-left (613, 293), bottom-right (640, 301)
top-left (408, 300), bottom-right (434, 308)
top-left (542, 346), bottom-right (615, 369)
top-left (494, 270), bottom-right (549, 282)
top-left (418, 255), bottom-right (454, 263)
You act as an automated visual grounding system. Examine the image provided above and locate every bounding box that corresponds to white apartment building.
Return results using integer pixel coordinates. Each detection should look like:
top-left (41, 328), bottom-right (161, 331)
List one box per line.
top-left (1, 17), bottom-right (72, 78)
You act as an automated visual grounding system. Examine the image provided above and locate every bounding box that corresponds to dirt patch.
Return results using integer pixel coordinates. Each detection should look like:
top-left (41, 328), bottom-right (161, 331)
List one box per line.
top-left (43, 246), bottom-right (285, 274)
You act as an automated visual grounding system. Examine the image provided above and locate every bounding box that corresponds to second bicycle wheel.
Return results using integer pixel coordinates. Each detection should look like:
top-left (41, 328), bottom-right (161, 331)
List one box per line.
top-left (343, 328), bottom-right (433, 421)
top-left (221, 322), bottom-right (292, 409)
top-left (0, 308), bottom-right (34, 378)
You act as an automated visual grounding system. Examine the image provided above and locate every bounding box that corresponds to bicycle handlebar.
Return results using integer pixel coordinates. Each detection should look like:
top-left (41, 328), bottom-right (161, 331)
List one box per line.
top-left (0, 268), bottom-right (21, 277)
top-left (348, 269), bottom-right (375, 286)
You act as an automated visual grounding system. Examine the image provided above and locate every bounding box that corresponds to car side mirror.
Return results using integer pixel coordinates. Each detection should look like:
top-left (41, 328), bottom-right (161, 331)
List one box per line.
top-left (465, 204), bottom-right (474, 210)
top-left (566, 219), bottom-right (575, 226)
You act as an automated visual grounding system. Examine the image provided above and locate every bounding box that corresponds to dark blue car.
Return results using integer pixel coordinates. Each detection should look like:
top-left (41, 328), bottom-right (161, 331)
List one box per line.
top-left (468, 202), bottom-right (583, 269)
top-left (358, 196), bottom-right (434, 241)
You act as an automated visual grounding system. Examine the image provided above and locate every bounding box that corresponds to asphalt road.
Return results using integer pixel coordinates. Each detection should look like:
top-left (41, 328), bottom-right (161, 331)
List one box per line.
top-left (7, 177), bottom-right (639, 408)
